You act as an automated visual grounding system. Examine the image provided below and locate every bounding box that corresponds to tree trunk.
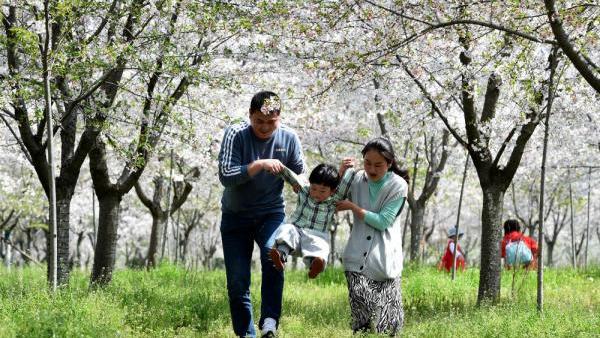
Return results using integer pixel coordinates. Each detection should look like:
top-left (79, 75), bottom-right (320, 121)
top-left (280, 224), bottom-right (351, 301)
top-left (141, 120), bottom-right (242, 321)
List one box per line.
top-left (477, 186), bottom-right (504, 304)
top-left (90, 192), bottom-right (121, 286)
top-left (52, 197), bottom-right (71, 285)
top-left (409, 204), bottom-right (425, 262)
top-left (181, 231), bottom-right (191, 263)
top-left (2, 231), bottom-right (11, 268)
top-left (147, 214), bottom-right (168, 268)
top-left (546, 242), bottom-right (555, 267)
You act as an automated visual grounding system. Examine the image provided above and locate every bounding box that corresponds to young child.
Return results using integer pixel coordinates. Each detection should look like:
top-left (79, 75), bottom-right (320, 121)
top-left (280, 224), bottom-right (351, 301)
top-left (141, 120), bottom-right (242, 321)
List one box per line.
top-left (438, 227), bottom-right (466, 272)
top-left (501, 219), bottom-right (538, 269)
top-left (269, 161), bottom-right (355, 278)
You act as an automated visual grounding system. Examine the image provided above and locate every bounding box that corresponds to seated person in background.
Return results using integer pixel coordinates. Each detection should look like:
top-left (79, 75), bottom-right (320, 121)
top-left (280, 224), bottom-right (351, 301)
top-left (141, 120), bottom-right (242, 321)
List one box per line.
top-left (438, 227), bottom-right (466, 272)
top-left (269, 161), bottom-right (355, 278)
top-left (501, 219), bottom-right (538, 269)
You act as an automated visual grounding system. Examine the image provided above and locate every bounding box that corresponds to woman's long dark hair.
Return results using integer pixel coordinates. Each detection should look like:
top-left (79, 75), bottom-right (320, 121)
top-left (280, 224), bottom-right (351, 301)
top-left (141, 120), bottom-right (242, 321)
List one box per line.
top-left (361, 137), bottom-right (410, 184)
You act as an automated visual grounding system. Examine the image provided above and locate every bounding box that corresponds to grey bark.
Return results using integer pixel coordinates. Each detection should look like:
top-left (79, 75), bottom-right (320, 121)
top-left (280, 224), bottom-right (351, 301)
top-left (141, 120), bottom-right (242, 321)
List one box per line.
top-left (544, 0), bottom-right (600, 93)
top-left (407, 130), bottom-right (451, 262)
top-left (544, 203), bottom-right (568, 266)
top-left (409, 205), bottom-right (425, 261)
top-left (90, 188), bottom-right (121, 285)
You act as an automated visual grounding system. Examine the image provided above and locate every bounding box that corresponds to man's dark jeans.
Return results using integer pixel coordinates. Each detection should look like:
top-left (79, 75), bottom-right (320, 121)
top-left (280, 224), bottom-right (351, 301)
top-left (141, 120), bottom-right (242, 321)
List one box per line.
top-left (221, 212), bottom-right (284, 338)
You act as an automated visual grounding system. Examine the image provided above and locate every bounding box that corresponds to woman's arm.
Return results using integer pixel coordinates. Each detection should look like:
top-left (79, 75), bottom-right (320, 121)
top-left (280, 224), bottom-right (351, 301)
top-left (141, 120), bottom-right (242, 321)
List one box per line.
top-left (363, 198), bottom-right (404, 231)
top-left (333, 167), bottom-right (356, 200)
top-left (336, 197), bottom-right (404, 231)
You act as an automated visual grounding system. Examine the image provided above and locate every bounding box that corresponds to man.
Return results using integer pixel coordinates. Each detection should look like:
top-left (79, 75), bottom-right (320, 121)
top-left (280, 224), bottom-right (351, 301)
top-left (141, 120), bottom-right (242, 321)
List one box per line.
top-left (218, 91), bottom-right (304, 338)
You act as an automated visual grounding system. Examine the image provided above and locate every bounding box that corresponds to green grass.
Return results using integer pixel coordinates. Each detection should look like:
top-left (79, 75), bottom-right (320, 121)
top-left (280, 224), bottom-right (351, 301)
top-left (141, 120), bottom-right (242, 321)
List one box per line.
top-left (0, 264), bottom-right (598, 337)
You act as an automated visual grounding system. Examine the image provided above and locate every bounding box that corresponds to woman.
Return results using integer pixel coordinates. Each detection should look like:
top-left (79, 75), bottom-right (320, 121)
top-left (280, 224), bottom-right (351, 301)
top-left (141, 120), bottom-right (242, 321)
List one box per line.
top-left (336, 137), bottom-right (409, 336)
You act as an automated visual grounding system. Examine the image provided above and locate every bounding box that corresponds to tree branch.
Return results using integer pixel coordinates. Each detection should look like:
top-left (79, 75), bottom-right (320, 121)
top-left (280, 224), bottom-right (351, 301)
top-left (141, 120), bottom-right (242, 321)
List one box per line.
top-left (84, 0), bottom-right (120, 45)
top-left (134, 181), bottom-right (154, 210)
top-left (481, 73), bottom-right (502, 123)
top-left (545, 0), bottom-right (600, 93)
top-left (397, 55), bottom-right (468, 148)
top-left (492, 127), bottom-right (516, 168)
top-left (0, 112), bottom-right (34, 165)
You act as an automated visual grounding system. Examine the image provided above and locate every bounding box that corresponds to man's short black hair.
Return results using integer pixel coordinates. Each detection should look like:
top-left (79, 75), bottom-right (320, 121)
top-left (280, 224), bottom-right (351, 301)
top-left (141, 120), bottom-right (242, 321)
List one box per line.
top-left (308, 163), bottom-right (340, 190)
top-left (250, 91), bottom-right (280, 115)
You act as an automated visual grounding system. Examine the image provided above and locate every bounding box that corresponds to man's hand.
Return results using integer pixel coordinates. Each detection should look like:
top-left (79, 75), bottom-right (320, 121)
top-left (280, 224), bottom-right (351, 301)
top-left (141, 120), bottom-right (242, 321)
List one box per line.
top-left (247, 159), bottom-right (284, 177)
top-left (261, 159), bottom-right (284, 175)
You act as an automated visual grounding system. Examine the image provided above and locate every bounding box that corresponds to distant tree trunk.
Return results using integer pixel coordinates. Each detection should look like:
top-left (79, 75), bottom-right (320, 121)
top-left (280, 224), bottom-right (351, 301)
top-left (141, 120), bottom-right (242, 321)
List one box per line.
top-left (148, 215), bottom-right (168, 268)
top-left (69, 230), bottom-right (85, 270)
top-left (135, 171), bottom-right (197, 268)
top-left (545, 243), bottom-right (555, 267)
top-left (180, 209), bottom-right (203, 263)
top-left (135, 177), bottom-right (168, 268)
top-left (90, 190), bottom-right (121, 285)
top-left (568, 174), bottom-right (577, 268)
top-left (407, 130), bottom-right (451, 262)
top-left (181, 226), bottom-right (194, 263)
top-left (409, 204), bottom-right (425, 261)
top-left (584, 167), bottom-right (591, 268)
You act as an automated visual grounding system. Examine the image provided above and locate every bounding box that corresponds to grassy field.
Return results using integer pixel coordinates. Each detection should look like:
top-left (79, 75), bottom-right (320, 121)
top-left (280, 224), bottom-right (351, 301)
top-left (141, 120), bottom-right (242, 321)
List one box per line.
top-left (0, 264), bottom-right (598, 337)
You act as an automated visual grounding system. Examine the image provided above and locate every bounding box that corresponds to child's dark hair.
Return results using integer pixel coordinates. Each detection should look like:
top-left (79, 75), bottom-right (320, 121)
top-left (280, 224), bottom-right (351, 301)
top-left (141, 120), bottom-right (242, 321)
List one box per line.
top-left (503, 219), bottom-right (521, 233)
top-left (250, 91), bottom-right (280, 115)
top-left (309, 164), bottom-right (340, 190)
top-left (361, 137), bottom-right (410, 184)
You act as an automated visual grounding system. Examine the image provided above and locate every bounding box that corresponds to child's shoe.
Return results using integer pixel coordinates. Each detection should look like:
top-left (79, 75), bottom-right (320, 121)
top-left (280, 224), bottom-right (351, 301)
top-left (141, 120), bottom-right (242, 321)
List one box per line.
top-left (269, 247), bottom-right (286, 272)
top-left (308, 257), bottom-right (325, 279)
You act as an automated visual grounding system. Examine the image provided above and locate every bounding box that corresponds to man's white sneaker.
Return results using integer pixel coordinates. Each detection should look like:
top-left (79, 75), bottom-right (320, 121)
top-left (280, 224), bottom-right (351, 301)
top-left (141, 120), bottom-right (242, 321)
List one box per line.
top-left (261, 317), bottom-right (277, 337)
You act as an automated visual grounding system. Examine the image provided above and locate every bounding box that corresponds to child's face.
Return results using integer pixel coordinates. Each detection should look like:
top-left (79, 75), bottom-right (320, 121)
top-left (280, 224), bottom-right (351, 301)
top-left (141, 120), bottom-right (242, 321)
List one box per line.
top-left (309, 183), bottom-right (334, 202)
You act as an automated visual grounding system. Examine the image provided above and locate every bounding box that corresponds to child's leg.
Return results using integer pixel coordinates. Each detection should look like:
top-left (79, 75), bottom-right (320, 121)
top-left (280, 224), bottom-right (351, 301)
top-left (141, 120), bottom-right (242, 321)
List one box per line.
top-left (299, 228), bottom-right (330, 278)
top-left (269, 224), bottom-right (300, 271)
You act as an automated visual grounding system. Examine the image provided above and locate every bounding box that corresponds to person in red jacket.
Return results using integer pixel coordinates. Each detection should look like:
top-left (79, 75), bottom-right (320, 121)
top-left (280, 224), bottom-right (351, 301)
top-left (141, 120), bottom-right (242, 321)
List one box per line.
top-left (438, 227), bottom-right (466, 272)
top-left (501, 219), bottom-right (538, 269)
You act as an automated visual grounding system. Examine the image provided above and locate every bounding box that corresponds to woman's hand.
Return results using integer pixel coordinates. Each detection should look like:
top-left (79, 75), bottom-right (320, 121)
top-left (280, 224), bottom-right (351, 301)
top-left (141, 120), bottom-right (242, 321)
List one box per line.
top-left (336, 199), bottom-right (356, 212)
top-left (337, 200), bottom-right (366, 220)
top-left (339, 157), bottom-right (355, 177)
